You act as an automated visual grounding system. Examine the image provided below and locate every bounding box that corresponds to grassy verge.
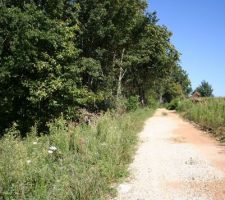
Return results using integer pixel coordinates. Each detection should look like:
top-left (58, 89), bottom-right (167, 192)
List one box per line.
top-left (0, 108), bottom-right (154, 200)
top-left (175, 98), bottom-right (225, 141)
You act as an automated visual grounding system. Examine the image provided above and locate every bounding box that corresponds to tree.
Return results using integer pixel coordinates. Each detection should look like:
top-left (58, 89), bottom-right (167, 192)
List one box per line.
top-left (0, 3), bottom-right (99, 135)
top-left (76, 0), bottom-right (148, 100)
top-left (195, 80), bottom-right (213, 97)
top-left (123, 18), bottom-right (191, 103)
top-left (161, 65), bottom-right (192, 102)
top-left (0, 0), bottom-right (192, 136)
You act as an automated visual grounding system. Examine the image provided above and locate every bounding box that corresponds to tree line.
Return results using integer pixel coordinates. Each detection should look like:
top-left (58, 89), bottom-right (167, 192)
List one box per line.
top-left (0, 0), bottom-right (191, 136)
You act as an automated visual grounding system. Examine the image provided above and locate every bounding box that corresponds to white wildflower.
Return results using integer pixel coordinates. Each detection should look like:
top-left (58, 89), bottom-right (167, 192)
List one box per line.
top-left (48, 150), bottom-right (54, 154)
top-left (49, 146), bottom-right (57, 151)
top-left (26, 160), bottom-right (32, 164)
top-left (33, 142), bottom-right (38, 145)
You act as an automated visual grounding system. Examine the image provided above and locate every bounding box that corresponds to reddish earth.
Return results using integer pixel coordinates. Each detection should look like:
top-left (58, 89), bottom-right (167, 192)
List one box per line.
top-left (115, 109), bottom-right (225, 200)
top-left (172, 111), bottom-right (225, 172)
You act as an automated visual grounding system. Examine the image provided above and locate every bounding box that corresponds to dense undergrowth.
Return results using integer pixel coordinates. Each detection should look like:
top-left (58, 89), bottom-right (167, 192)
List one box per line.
top-left (170, 98), bottom-right (225, 141)
top-left (0, 108), bottom-right (154, 200)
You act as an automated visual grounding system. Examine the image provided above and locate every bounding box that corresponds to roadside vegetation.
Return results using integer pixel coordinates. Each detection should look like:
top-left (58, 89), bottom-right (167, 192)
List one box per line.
top-left (0, 108), bottom-right (154, 199)
top-left (170, 98), bottom-right (225, 142)
top-left (0, 0), bottom-right (191, 137)
top-left (0, 0), bottom-right (191, 199)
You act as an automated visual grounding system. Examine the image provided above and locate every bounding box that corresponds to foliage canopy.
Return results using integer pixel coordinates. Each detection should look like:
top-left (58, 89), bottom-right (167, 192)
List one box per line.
top-left (195, 80), bottom-right (213, 97)
top-left (0, 0), bottom-right (191, 135)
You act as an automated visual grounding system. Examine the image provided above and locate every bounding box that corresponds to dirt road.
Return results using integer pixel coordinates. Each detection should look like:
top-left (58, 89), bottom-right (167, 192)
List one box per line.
top-left (115, 109), bottom-right (225, 200)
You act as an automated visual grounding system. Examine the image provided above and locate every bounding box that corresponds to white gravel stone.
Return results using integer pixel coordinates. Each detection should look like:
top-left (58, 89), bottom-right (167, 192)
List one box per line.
top-left (114, 109), bottom-right (225, 200)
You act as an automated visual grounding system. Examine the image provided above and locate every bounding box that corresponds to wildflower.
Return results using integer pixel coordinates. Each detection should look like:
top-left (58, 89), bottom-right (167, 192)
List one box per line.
top-left (49, 146), bottom-right (57, 151)
top-left (48, 150), bottom-right (54, 154)
top-left (26, 160), bottom-right (31, 164)
top-left (33, 142), bottom-right (38, 145)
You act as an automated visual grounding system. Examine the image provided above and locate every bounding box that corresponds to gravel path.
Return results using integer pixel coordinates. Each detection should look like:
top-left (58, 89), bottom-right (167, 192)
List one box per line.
top-left (115, 109), bottom-right (225, 200)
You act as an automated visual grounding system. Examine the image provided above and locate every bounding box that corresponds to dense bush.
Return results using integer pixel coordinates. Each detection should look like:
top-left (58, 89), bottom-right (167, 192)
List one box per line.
top-left (126, 96), bottom-right (140, 111)
top-left (147, 97), bottom-right (159, 109)
top-left (167, 98), bottom-right (181, 110)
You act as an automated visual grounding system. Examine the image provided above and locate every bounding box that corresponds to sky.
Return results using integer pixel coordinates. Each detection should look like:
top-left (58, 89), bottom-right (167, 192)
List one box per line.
top-left (147, 0), bottom-right (225, 96)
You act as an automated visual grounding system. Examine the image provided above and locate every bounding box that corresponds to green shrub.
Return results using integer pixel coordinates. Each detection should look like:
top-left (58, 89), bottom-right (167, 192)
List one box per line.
top-left (114, 97), bottom-right (128, 114)
top-left (125, 96), bottom-right (140, 111)
top-left (147, 97), bottom-right (159, 109)
top-left (167, 98), bottom-right (181, 110)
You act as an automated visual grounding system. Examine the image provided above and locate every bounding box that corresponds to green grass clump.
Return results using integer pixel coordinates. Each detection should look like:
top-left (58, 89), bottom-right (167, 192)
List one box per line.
top-left (167, 98), bottom-right (181, 110)
top-left (0, 108), bottom-right (154, 200)
top-left (177, 98), bottom-right (225, 141)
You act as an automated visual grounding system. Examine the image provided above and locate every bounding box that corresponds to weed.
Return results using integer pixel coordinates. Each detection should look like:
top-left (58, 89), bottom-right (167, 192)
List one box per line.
top-left (0, 108), bottom-right (154, 199)
top-left (176, 98), bottom-right (225, 141)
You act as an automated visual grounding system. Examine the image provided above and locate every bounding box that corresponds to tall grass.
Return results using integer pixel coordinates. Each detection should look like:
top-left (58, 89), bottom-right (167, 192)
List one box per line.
top-left (0, 108), bottom-right (154, 200)
top-left (177, 98), bottom-right (225, 141)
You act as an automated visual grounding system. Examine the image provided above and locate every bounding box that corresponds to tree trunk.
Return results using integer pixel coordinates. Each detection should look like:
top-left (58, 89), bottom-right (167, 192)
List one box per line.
top-left (117, 67), bottom-right (123, 100)
top-left (116, 48), bottom-right (126, 100)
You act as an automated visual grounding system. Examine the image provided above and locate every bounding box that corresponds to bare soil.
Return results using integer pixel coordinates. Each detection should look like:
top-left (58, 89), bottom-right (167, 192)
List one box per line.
top-left (115, 109), bottom-right (225, 200)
